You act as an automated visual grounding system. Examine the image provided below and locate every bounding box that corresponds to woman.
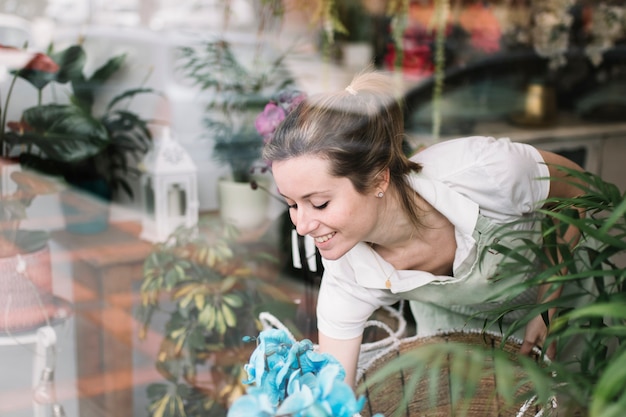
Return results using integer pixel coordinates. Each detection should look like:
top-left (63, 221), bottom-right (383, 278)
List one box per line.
top-left (263, 71), bottom-right (584, 387)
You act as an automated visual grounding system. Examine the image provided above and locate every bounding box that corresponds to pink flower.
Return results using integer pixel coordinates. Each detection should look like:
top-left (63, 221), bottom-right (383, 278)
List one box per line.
top-left (7, 120), bottom-right (33, 134)
top-left (255, 102), bottom-right (286, 142)
top-left (254, 89), bottom-right (306, 147)
top-left (24, 52), bottom-right (59, 73)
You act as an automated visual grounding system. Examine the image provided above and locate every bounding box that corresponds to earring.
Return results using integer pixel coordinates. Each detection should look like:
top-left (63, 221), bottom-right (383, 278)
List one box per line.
top-left (377, 191), bottom-right (384, 198)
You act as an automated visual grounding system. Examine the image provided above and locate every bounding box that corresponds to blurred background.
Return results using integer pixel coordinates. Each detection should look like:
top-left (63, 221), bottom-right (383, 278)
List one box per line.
top-left (2, 0), bottom-right (626, 214)
top-left (1, 1), bottom-right (625, 417)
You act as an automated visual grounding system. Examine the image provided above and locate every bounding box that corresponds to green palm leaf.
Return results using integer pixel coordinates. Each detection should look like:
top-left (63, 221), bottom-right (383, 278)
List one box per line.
top-left (590, 347), bottom-right (626, 417)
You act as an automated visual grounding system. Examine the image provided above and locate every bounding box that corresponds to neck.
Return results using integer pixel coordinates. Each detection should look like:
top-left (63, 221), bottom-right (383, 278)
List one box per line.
top-left (368, 187), bottom-right (418, 251)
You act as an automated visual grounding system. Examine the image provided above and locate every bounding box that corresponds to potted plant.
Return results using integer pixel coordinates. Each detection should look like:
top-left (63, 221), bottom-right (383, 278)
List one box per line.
top-left (332, 0), bottom-right (376, 69)
top-left (136, 218), bottom-right (299, 417)
top-left (357, 168), bottom-right (626, 417)
top-left (177, 38), bottom-right (295, 230)
top-left (0, 47), bottom-right (71, 332)
top-left (2, 42), bottom-right (158, 233)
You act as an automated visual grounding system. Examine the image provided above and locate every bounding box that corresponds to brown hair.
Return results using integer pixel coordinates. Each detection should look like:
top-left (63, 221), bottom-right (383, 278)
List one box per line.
top-left (263, 71), bottom-right (424, 229)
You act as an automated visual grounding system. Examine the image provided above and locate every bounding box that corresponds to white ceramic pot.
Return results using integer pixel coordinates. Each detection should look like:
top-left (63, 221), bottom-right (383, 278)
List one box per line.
top-left (342, 41), bottom-right (374, 71)
top-left (217, 177), bottom-right (270, 231)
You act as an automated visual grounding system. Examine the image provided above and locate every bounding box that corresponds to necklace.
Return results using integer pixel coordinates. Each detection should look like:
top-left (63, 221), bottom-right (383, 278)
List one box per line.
top-left (369, 243), bottom-right (394, 289)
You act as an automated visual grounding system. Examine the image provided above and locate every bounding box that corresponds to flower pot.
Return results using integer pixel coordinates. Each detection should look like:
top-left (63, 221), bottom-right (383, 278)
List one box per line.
top-left (60, 178), bottom-right (111, 234)
top-left (217, 177), bottom-right (270, 231)
top-left (342, 41), bottom-right (374, 71)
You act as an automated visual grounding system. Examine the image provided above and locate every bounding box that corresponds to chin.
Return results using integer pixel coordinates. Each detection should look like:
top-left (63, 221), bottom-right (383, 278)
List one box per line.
top-left (317, 246), bottom-right (348, 261)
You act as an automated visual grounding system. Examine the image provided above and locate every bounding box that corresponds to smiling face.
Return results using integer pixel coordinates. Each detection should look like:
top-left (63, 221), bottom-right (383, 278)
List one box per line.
top-left (272, 155), bottom-right (381, 260)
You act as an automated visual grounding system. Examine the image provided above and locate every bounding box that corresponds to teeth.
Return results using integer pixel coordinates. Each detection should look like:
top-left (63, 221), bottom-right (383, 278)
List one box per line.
top-left (315, 232), bottom-right (335, 243)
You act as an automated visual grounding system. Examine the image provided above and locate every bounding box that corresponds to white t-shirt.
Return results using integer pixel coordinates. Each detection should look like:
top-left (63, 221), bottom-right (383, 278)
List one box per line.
top-left (317, 136), bottom-right (551, 340)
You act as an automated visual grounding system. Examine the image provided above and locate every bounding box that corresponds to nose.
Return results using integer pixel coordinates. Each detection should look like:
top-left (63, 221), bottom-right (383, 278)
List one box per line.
top-left (293, 207), bottom-right (317, 236)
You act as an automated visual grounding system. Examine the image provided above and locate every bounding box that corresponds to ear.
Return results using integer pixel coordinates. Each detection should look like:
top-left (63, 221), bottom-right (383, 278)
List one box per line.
top-left (377, 168), bottom-right (390, 193)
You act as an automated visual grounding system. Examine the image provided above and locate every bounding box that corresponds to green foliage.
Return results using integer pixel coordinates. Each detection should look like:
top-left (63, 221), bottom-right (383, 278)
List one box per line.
top-left (177, 39), bottom-right (294, 182)
top-left (137, 218), bottom-right (298, 416)
top-left (360, 168), bottom-right (626, 417)
top-left (12, 103), bottom-right (109, 162)
top-left (3, 43), bottom-right (158, 200)
top-left (333, 0), bottom-right (374, 43)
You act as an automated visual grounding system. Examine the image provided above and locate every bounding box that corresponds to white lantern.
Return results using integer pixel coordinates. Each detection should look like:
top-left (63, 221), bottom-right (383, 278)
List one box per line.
top-left (140, 127), bottom-right (198, 242)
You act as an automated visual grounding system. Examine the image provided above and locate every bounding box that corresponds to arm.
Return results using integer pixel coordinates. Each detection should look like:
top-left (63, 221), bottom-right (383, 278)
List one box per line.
top-left (316, 254), bottom-right (391, 388)
top-left (520, 149), bottom-right (585, 358)
top-left (318, 331), bottom-right (363, 388)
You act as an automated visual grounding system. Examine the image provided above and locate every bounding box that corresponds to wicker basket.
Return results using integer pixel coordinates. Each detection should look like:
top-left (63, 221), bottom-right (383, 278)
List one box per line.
top-left (357, 331), bottom-right (553, 417)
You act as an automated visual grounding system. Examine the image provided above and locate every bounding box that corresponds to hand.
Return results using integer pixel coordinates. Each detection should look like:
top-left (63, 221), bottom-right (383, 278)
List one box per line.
top-left (520, 314), bottom-right (556, 360)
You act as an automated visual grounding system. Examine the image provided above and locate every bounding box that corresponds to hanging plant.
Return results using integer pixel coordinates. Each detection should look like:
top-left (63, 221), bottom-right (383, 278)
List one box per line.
top-left (431, 0), bottom-right (450, 141)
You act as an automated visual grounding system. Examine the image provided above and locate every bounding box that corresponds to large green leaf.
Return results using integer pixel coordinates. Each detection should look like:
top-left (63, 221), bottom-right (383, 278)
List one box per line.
top-left (14, 66), bottom-right (58, 91)
top-left (51, 44), bottom-right (86, 84)
top-left (11, 103), bottom-right (109, 162)
top-left (73, 53), bottom-right (127, 111)
top-left (106, 87), bottom-right (158, 111)
top-left (90, 53), bottom-right (126, 84)
top-left (103, 109), bottom-right (151, 150)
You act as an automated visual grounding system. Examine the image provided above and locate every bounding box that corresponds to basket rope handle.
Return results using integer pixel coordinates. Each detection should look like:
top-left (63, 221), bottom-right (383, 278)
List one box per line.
top-left (259, 302), bottom-right (406, 351)
top-left (360, 304), bottom-right (406, 353)
top-left (258, 312), bottom-right (296, 341)
top-left (515, 394), bottom-right (558, 417)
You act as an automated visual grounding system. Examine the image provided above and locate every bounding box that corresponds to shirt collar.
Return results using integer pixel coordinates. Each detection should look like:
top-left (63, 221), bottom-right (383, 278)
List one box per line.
top-left (406, 172), bottom-right (478, 237)
top-left (346, 173), bottom-right (480, 292)
top-left (347, 243), bottom-right (459, 293)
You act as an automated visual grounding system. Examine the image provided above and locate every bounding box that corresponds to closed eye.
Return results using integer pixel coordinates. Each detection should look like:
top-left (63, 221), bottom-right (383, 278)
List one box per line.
top-left (287, 201), bottom-right (328, 210)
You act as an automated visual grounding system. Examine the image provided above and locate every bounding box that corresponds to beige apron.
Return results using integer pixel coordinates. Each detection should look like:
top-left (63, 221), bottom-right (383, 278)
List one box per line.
top-left (404, 213), bottom-right (542, 338)
top-left (403, 209), bottom-right (604, 369)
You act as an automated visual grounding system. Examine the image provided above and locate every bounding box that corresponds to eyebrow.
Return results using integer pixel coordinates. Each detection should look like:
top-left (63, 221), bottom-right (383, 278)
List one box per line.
top-left (278, 190), bottom-right (330, 200)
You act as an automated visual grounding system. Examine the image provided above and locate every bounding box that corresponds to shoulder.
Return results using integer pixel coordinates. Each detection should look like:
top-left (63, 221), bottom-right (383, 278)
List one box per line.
top-left (411, 136), bottom-right (550, 218)
top-left (412, 136), bottom-right (547, 186)
top-left (413, 136), bottom-right (542, 168)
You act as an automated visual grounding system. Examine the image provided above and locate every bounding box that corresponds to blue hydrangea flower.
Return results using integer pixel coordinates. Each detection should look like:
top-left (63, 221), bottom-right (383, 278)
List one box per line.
top-left (275, 339), bottom-right (338, 389)
top-left (310, 364), bottom-right (365, 417)
top-left (229, 328), bottom-right (369, 417)
top-left (244, 329), bottom-right (294, 386)
top-left (275, 380), bottom-right (315, 416)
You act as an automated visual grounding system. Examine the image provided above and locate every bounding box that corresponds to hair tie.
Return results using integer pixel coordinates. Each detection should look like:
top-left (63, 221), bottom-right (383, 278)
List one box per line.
top-left (345, 85), bottom-right (357, 96)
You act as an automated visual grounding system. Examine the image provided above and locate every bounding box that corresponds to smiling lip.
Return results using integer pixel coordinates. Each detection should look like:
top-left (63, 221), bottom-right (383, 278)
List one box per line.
top-left (313, 232), bottom-right (336, 244)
